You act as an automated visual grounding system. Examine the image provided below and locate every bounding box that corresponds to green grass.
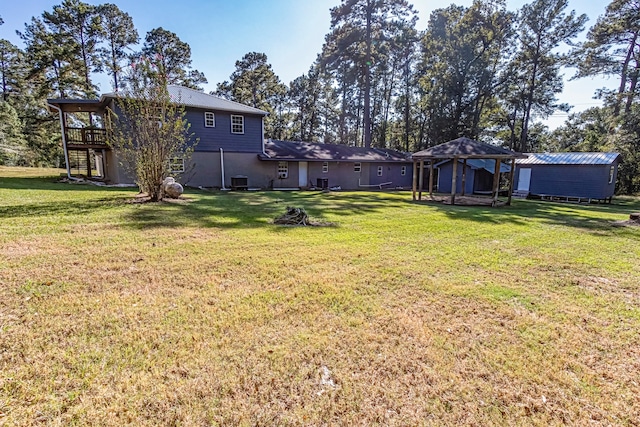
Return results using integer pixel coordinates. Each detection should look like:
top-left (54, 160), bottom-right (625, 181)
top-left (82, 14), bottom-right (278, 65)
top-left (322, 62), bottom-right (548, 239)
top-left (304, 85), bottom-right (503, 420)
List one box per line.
top-left (1, 166), bottom-right (640, 425)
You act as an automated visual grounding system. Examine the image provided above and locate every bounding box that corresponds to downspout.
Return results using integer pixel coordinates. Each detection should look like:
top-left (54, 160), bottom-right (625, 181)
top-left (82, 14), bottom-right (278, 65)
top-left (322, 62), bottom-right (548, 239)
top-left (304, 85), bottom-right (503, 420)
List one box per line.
top-left (261, 115), bottom-right (268, 156)
top-left (219, 148), bottom-right (227, 190)
top-left (47, 102), bottom-right (79, 181)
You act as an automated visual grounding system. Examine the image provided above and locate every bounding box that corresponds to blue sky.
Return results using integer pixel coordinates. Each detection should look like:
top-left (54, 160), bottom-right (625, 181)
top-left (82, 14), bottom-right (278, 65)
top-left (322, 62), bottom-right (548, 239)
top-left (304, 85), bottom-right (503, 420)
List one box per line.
top-left (1, 0), bottom-right (616, 129)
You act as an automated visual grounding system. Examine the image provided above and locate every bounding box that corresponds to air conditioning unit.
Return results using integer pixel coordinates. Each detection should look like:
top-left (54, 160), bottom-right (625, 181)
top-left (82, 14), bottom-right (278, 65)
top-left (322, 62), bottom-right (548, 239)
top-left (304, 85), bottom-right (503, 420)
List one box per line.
top-left (278, 172), bottom-right (288, 179)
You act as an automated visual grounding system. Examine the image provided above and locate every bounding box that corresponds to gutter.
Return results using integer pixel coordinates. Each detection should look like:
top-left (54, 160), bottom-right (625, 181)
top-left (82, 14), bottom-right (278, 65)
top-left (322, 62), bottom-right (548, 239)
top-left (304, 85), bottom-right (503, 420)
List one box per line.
top-left (47, 102), bottom-right (79, 181)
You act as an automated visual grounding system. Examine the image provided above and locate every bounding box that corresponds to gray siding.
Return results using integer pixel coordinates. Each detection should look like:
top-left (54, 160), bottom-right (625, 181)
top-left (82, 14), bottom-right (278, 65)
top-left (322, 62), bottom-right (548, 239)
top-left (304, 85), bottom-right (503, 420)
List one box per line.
top-left (186, 107), bottom-right (264, 153)
top-left (514, 163), bottom-right (618, 199)
top-left (184, 151), bottom-right (273, 188)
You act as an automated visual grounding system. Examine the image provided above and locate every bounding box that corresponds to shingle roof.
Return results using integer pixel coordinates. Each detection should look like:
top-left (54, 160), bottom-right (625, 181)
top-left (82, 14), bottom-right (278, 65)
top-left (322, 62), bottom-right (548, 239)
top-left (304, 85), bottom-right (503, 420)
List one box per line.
top-left (260, 140), bottom-right (411, 162)
top-left (516, 152), bottom-right (620, 165)
top-left (101, 85), bottom-right (268, 115)
top-left (413, 137), bottom-right (525, 159)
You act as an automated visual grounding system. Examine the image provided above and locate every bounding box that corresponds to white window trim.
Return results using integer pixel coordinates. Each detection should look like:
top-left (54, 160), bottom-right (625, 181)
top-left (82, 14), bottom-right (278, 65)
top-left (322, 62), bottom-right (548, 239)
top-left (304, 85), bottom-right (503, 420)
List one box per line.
top-left (609, 165), bottom-right (615, 184)
top-left (322, 162), bottom-right (329, 173)
top-left (377, 166), bottom-right (383, 176)
top-left (170, 157), bottom-right (185, 173)
top-left (204, 111), bottom-right (215, 128)
top-left (231, 114), bottom-right (244, 134)
top-left (401, 165), bottom-right (406, 176)
top-left (354, 162), bottom-right (361, 173)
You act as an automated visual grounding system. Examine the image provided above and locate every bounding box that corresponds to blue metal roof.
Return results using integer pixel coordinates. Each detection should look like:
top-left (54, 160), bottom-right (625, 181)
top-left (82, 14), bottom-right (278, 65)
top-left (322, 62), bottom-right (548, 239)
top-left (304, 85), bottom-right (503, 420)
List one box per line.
top-left (516, 152), bottom-right (620, 165)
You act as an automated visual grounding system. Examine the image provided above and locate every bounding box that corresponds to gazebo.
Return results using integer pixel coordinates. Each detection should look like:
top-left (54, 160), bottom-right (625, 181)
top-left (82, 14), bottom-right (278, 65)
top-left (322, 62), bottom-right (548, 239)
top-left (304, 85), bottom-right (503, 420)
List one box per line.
top-left (412, 137), bottom-right (526, 206)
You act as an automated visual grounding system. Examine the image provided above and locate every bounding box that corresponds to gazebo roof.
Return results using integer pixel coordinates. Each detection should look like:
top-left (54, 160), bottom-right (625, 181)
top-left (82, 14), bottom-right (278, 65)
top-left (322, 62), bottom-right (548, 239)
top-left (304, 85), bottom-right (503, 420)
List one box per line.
top-left (412, 137), bottom-right (526, 160)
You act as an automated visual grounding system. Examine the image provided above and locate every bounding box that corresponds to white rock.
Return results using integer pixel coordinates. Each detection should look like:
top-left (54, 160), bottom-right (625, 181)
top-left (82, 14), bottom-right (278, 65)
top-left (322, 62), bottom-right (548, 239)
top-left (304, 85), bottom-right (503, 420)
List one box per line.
top-left (164, 182), bottom-right (183, 198)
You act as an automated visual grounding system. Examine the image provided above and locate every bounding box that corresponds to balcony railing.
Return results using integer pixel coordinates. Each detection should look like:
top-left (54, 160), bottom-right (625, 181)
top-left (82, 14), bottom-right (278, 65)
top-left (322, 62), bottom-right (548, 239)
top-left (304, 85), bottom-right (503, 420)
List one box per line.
top-left (64, 127), bottom-right (108, 147)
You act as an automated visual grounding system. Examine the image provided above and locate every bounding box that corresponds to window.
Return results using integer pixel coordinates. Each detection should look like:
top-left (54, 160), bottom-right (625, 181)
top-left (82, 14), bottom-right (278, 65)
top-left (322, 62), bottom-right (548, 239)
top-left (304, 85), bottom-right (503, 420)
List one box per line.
top-left (322, 162), bottom-right (329, 173)
top-left (204, 112), bottom-right (215, 127)
top-left (170, 157), bottom-right (184, 173)
top-left (354, 162), bottom-right (361, 173)
top-left (401, 166), bottom-right (406, 176)
top-left (377, 166), bottom-right (383, 176)
top-left (609, 165), bottom-right (615, 184)
top-left (278, 161), bottom-right (288, 179)
top-left (231, 115), bottom-right (244, 134)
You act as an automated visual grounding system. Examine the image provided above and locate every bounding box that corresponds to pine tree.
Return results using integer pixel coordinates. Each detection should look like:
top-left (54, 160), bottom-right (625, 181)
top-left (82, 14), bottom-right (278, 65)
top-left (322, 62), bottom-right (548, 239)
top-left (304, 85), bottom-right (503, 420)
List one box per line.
top-left (511, 0), bottom-right (587, 152)
top-left (322, 0), bottom-right (417, 147)
top-left (217, 52), bottom-right (286, 137)
top-left (574, 0), bottom-right (640, 116)
top-left (139, 27), bottom-right (207, 89)
top-left (97, 3), bottom-right (138, 93)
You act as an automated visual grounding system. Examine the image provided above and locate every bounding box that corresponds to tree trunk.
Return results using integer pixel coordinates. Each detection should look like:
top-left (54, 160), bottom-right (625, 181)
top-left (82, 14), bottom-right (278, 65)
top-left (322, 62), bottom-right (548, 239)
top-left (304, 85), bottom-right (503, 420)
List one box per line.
top-left (363, 0), bottom-right (372, 148)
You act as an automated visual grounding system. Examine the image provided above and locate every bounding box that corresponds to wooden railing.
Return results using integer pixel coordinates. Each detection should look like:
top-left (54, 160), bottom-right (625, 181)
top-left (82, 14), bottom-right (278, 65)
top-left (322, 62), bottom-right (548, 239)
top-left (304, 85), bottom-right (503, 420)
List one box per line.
top-left (64, 127), bottom-right (108, 146)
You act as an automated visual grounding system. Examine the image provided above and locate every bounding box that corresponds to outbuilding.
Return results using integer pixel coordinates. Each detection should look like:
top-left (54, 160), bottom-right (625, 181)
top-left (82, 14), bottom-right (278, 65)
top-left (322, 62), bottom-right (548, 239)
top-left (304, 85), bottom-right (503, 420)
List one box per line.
top-left (412, 137), bottom-right (526, 206)
top-left (514, 152), bottom-right (621, 203)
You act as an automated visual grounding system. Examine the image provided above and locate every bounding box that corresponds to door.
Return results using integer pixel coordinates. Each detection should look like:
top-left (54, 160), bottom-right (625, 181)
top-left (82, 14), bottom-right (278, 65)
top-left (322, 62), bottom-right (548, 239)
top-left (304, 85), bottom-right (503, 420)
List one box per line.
top-left (517, 168), bottom-right (531, 191)
top-left (299, 162), bottom-right (308, 188)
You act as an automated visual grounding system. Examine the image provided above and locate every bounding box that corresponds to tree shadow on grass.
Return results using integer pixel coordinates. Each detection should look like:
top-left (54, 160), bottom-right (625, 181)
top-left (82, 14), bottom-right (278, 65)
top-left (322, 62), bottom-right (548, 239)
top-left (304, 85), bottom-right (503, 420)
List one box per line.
top-left (415, 196), bottom-right (640, 236)
top-left (122, 190), bottom-right (409, 230)
top-left (0, 176), bottom-right (135, 193)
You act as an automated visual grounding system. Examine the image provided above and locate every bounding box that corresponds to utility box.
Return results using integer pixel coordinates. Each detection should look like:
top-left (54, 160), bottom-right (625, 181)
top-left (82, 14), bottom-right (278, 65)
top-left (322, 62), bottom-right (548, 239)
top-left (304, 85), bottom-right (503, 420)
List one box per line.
top-left (231, 175), bottom-right (248, 190)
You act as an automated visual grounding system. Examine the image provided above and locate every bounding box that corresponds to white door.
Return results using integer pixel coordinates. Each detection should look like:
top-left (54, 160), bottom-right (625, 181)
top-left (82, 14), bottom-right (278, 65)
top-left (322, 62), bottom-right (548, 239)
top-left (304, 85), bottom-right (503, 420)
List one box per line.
top-left (517, 168), bottom-right (531, 191)
top-left (299, 162), bottom-right (308, 188)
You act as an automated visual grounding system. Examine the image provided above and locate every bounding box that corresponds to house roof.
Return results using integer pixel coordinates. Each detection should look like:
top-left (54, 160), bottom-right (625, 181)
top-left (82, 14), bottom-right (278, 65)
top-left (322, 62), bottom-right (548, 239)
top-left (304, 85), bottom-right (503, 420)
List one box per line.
top-left (435, 158), bottom-right (511, 173)
top-left (47, 98), bottom-right (104, 113)
top-left (259, 140), bottom-right (411, 162)
top-left (516, 152), bottom-right (620, 165)
top-left (165, 85), bottom-right (268, 115)
top-left (100, 85), bottom-right (269, 115)
top-left (412, 137), bottom-right (525, 160)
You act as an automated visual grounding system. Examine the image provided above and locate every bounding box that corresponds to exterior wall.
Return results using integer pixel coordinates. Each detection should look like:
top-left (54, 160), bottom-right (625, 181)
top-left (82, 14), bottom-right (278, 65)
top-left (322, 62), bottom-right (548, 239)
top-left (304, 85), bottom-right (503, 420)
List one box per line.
top-left (367, 163), bottom-right (413, 188)
top-left (436, 162), bottom-right (475, 194)
top-left (514, 163), bottom-right (618, 199)
top-left (187, 108), bottom-right (264, 153)
top-left (184, 151), bottom-right (273, 188)
top-left (291, 160), bottom-right (412, 190)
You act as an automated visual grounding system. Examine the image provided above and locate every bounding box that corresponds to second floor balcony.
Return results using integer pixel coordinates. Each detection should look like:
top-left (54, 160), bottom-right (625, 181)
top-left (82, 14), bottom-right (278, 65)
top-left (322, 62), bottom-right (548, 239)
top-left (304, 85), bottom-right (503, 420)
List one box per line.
top-left (65, 127), bottom-right (109, 149)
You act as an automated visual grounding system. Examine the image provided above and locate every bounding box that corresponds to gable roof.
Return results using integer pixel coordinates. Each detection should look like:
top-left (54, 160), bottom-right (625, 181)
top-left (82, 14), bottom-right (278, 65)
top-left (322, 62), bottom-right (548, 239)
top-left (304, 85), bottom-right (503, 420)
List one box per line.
top-left (413, 137), bottom-right (525, 159)
top-left (516, 152), bottom-right (620, 165)
top-left (260, 140), bottom-right (411, 162)
top-left (100, 85), bottom-right (268, 116)
top-left (166, 85), bottom-right (268, 115)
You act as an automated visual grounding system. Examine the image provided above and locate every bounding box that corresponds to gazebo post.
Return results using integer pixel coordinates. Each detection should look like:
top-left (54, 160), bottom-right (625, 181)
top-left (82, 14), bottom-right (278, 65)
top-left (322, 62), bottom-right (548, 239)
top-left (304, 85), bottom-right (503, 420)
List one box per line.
top-left (492, 158), bottom-right (501, 206)
top-left (451, 156), bottom-right (458, 205)
top-left (461, 159), bottom-right (467, 196)
top-left (418, 159), bottom-right (425, 200)
top-left (412, 159), bottom-right (418, 200)
top-left (428, 160), bottom-right (434, 198)
top-left (507, 158), bottom-right (516, 206)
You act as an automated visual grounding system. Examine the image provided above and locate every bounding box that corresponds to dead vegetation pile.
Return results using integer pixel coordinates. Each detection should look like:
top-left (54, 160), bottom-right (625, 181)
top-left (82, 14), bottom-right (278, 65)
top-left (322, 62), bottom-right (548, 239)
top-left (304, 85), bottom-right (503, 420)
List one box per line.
top-left (273, 206), bottom-right (333, 227)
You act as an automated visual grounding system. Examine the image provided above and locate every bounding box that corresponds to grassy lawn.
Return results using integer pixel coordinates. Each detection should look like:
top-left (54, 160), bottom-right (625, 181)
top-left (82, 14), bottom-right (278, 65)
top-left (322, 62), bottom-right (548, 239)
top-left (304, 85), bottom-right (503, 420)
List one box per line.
top-left (1, 166), bottom-right (639, 426)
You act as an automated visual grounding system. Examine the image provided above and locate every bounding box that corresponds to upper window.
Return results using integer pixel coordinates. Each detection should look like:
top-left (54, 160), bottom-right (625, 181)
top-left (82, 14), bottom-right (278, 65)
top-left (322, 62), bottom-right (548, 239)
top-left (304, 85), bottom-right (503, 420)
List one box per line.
top-left (609, 165), bottom-right (615, 184)
top-left (204, 112), bottom-right (215, 128)
top-left (401, 166), bottom-right (407, 176)
top-left (377, 166), bottom-right (383, 176)
top-left (322, 162), bottom-right (329, 173)
top-left (231, 115), bottom-right (244, 134)
top-left (354, 162), bottom-right (361, 173)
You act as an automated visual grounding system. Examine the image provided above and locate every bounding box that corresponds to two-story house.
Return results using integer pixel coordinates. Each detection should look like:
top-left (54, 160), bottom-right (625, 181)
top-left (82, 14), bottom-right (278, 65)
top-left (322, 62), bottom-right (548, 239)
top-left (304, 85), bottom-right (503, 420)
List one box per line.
top-left (48, 85), bottom-right (413, 190)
